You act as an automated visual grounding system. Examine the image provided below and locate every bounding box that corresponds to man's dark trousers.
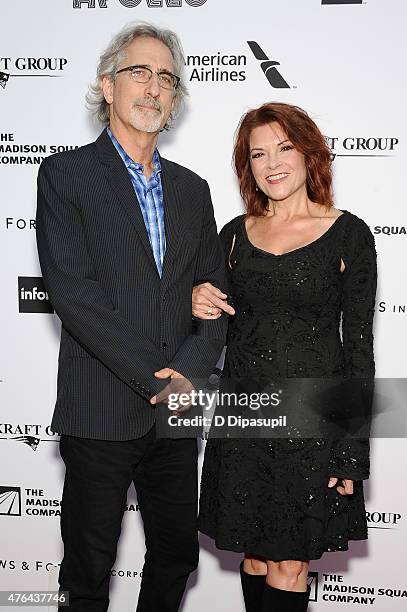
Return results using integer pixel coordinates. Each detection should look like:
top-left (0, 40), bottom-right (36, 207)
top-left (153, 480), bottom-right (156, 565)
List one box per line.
top-left (58, 426), bottom-right (198, 612)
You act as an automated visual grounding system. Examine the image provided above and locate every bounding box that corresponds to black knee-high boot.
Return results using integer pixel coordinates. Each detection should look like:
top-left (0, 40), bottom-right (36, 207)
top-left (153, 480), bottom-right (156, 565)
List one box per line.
top-left (239, 561), bottom-right (266, 612)
top-left (261, 583), bottom-right (311, 611)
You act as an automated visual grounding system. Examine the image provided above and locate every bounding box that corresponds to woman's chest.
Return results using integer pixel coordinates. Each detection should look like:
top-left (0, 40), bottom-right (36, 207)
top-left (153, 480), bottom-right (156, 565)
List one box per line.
top-left (229, 242), bottom-right (343, 309)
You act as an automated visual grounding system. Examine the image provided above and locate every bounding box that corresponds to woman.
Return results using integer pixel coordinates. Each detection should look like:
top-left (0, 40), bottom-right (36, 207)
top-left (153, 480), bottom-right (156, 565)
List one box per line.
top-left (193, 103), bottom-right (377, 611)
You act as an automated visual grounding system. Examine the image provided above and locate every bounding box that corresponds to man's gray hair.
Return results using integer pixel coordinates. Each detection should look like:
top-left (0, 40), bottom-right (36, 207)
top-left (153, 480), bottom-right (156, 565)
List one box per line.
top-left (86, 21), bottom-right (188, 129)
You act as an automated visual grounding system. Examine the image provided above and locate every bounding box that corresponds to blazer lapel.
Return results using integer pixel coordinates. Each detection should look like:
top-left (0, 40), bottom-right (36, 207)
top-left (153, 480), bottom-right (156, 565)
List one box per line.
top-left (160, 156), bottom-right (182, 292)
top-left (95, 129), bottom-right (159, 275)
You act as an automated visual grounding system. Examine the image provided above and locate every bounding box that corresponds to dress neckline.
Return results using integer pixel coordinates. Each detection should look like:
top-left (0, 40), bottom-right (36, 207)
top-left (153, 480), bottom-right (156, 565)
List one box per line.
top-left (241, 210), bottom-right (349, 258)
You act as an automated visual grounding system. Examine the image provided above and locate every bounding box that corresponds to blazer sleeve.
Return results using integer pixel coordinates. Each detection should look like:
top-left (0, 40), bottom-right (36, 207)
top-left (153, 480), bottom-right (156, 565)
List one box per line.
top-left (36, 155), bottom-right (168, 400)
top-left (329, 217), bottom-right (377, 480)
top-left (166, 180), bottom-right (228, 381)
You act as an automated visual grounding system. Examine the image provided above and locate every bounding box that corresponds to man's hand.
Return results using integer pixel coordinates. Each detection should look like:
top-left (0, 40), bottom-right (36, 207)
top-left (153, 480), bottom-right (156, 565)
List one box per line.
top-left (150, 368), bottom-right (195, 413)
top-left (192, 282), bottom-right (235, 319)
top-left (328, 477), bottom-right (354, 495)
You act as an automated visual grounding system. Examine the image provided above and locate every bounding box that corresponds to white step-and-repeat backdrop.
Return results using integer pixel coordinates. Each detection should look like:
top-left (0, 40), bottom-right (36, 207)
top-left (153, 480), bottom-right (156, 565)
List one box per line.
top-left (1, 0), bottom-right (406, 610)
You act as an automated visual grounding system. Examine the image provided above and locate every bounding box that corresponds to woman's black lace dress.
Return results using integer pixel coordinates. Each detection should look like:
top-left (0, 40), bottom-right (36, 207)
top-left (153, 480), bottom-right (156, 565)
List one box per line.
top-left (198, 210), bottom-right (377, 561)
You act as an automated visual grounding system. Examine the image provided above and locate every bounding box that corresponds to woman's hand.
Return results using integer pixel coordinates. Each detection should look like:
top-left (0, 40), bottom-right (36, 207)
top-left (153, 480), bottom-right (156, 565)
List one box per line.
top-left (328, 477), bottom-right (354, 495)
top-left (192, 282), bottom-right (235, 319)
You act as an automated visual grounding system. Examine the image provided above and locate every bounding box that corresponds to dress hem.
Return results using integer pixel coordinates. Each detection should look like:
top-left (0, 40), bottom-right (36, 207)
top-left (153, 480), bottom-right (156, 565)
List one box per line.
top-left (198, 525), bottom-right (368, 562)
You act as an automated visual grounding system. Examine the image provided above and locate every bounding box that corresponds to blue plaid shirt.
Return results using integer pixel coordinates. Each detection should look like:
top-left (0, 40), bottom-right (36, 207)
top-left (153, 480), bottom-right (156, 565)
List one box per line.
top-left (107, 127), bottom-right (166, 276)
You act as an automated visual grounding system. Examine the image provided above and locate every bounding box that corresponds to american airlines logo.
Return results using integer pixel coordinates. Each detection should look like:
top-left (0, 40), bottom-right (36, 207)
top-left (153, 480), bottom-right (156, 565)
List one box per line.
top-left (247, 42), bottom-right (290, 89)
top-left (18, 277), bottom-right (53, 313)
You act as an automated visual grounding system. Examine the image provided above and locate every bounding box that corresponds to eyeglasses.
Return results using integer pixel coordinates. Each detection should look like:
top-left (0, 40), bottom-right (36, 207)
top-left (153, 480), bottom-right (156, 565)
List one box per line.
top-left (115, 65), bottom-right (180, 90)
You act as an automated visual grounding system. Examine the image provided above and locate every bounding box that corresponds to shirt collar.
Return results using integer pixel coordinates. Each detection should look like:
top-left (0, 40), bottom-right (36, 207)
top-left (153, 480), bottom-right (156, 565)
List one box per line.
top-left (107, 126), bottom-right (161, 178)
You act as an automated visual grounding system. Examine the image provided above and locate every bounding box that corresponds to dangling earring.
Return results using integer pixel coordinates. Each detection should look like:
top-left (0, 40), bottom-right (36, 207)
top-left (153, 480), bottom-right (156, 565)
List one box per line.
top-left (255, 185), bottom-right (259, 191)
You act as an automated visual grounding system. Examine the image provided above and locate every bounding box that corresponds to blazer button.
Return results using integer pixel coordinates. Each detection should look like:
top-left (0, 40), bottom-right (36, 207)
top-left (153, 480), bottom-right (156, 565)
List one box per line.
top-left (162, 341), bottom-right (167, 350)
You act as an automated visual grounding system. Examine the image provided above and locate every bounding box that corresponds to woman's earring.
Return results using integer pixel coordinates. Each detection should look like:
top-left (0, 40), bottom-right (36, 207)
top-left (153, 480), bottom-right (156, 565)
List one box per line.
top-left (255, 185), bottom-right (258, 191)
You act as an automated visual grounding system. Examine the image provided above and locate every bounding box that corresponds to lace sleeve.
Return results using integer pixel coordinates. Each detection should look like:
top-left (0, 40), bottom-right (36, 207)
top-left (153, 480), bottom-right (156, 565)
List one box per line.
top-left (329, 217), bottom-right (377, 481)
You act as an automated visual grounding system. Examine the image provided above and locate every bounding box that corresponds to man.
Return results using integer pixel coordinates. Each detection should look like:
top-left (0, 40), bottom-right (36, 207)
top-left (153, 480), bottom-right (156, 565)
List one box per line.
top-left (36, 22), bottom-right (227, 612)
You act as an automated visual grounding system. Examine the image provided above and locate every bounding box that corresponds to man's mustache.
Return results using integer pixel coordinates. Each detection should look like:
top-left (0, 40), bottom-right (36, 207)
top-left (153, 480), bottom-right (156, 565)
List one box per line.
top-left (133, 98), bottom-right (162, 112)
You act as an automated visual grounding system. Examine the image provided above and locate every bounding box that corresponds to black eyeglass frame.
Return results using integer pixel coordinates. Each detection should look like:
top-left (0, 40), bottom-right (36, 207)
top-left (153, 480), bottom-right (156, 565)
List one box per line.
top-left (115, 64), bottom-right (180, 90)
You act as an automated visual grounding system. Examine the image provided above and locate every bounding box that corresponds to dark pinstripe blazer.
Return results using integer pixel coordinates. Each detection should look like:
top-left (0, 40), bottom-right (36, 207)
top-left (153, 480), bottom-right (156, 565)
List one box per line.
top-left (36, 128), bottom-right (227, 440)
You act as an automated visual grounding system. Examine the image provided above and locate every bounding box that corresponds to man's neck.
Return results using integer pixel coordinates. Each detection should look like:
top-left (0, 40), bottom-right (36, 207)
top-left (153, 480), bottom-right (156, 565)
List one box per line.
top-left (109, 121), bottom-right (159, 176)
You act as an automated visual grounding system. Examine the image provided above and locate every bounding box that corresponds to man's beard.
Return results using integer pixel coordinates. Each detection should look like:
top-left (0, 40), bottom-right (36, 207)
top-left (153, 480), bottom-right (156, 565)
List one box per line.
top-left (129, 97), bottom-right (165, 133)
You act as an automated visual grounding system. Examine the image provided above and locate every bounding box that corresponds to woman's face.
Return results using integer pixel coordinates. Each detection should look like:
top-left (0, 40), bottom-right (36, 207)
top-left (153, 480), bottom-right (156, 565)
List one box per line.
top-left (249, 122), bottom-right (308, 203)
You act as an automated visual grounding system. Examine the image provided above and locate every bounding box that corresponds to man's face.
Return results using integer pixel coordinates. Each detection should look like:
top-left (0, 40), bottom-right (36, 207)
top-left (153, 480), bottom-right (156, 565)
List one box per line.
top-left (103, 36), bottom-right (176, 134)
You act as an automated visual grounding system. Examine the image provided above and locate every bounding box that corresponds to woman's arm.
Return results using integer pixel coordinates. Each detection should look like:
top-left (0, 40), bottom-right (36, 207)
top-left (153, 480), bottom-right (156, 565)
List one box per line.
top-left (329, 217), bottom-right (377, 481)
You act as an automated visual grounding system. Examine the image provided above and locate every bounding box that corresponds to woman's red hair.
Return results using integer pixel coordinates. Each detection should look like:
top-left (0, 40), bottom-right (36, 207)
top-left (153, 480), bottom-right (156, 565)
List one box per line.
top-left (233, 102), bottom-right (333, 216)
